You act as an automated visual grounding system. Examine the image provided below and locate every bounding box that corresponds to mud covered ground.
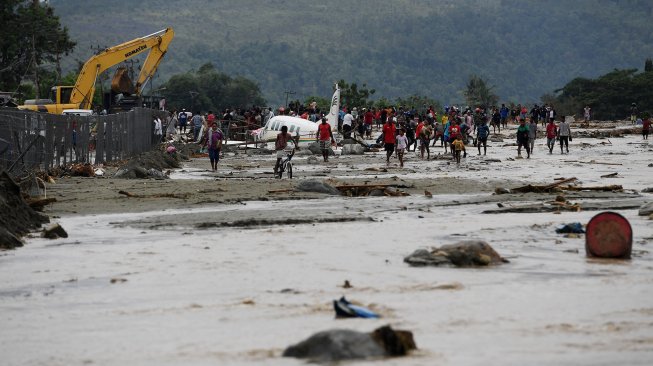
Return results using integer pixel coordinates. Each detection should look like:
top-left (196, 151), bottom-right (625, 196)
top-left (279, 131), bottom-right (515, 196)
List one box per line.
top-left (2, 122), bottom-right (653, 366)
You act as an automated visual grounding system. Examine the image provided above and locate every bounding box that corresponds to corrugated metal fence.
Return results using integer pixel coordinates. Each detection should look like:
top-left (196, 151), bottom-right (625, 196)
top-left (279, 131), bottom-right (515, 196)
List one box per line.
top-left (0, 108), bottom-right (164, 176)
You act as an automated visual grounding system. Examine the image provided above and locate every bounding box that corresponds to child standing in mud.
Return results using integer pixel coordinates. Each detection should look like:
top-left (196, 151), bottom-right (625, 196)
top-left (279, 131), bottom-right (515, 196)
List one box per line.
top-left (396, 128), bottom-right (408, 168)
top-left (452, 134), bottom-right (466, 166)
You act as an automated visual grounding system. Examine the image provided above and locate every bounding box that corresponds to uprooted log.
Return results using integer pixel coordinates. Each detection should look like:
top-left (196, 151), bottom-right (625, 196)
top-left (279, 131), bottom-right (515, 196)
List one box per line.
top-left (483, 199), bottom-right (641, 214)
top-left (25, 197), bottom-right (57, 211)
top-left (509, 177), bottom-right (578, 194)
top-left (559, 184), bottom-right (623, 192)
top-left (335, 184), bottom-right (410, 197)
top-left (118, 190), bottom-right (189, 199)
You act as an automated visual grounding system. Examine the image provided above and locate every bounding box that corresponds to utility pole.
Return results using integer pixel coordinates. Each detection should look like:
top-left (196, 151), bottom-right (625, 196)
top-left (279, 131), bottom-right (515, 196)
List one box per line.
top-left (32, 34), bottom-right (39, 99)
top-left (284, 90), bottom-right (295, 109)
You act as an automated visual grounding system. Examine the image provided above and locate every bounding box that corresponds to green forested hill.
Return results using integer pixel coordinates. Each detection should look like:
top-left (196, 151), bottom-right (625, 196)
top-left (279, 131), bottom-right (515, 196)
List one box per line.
top-left (49, 0), bottom-right (653, 106)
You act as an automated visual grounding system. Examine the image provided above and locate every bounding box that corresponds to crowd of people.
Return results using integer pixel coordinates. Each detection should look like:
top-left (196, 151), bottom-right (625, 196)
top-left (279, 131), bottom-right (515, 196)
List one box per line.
top-left (153, 100), bottom-right (651, 172)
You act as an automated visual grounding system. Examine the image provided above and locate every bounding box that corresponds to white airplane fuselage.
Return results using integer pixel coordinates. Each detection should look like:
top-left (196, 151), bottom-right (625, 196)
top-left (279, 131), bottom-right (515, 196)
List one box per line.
top-left (255, 86), bottom-right (340, 145)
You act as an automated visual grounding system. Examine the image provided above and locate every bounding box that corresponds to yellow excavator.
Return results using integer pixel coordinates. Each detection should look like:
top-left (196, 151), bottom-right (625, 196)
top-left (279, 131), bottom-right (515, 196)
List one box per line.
top-left (19, 28), bottom-right (174, 114)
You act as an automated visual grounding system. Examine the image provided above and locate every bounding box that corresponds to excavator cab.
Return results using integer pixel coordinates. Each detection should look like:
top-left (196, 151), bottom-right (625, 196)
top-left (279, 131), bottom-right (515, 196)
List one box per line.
top-left (50, 86), bottom-right (74, 105)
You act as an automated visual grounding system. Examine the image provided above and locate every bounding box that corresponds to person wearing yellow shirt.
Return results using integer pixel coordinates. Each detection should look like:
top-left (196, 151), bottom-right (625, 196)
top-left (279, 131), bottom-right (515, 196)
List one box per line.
top-left (452, 134), bottom-right (466, 166)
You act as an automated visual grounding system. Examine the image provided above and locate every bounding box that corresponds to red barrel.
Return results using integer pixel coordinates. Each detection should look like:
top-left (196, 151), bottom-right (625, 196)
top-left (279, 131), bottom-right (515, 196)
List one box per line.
top-left (585, 212), bottom-right (632, 259)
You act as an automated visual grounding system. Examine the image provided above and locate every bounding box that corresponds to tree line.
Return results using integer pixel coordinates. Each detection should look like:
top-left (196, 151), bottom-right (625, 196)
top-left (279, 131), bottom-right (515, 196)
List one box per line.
top-left (544, 59), bottom-right (653, 120)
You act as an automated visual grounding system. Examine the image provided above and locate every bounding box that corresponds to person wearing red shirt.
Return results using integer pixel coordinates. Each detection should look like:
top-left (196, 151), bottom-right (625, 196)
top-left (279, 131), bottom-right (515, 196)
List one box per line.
top-left (363, 109), bottom-right (374, 139)
top-left (545, 119), bottom-right (557, 154)
top-left (642, 117), bottom-right (650, 140)
top-left (382, 119), bottom-right (396, 165)
top-left (316, 117), bottom-right (335, 162)
top-left (448, 121), bottom-right (461, 157)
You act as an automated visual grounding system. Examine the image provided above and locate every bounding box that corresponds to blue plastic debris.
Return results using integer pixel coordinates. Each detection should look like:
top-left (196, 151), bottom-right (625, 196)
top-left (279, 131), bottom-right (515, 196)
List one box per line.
top-left (555, 222), bottom-right (585, 234)
top-left (333, 296), bottom-right (380, 319)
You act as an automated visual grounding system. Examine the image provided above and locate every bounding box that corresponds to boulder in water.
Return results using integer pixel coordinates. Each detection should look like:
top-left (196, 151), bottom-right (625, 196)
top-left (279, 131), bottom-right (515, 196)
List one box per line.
top-left (404, 240), bottom-right (508, 267)
top-left (283, 325), bottom-right (416, 362)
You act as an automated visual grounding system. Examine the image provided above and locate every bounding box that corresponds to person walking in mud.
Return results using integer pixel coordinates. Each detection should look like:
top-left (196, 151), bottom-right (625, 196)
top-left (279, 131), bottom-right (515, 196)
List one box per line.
top-left (528, 118), bottom-right (538, 155)
top-left (643, 114), bottom-right (651, 140)
top-left (382, 117), bottom-right (396, 165)
top-left (316, 117), bottom-right (335, 162)
top-left (419, 121), bottom-right (433, 160)
top-left (206, 123), bottom-right (223, 172)
top-left (447, 120), bottom-right (461, 158)
top-left (274, 125), bottom-right (297, 175)
top-left (476, 120), bottom-right (490, 155)
top-left (396, 128), bottom-right (409, 168)
top-left (545, 118), bottom-right (557, 154)
top-left (516, 119), bottom-right (530, 158)
top-left (557, 117), bottom-right (571, 154)
top-left (452, 134), bottom-right (466, 166)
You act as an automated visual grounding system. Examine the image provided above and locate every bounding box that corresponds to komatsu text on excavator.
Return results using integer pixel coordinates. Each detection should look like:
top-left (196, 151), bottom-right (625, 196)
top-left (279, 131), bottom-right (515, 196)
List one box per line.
top-left (19, 28), bottom-right (174, 114)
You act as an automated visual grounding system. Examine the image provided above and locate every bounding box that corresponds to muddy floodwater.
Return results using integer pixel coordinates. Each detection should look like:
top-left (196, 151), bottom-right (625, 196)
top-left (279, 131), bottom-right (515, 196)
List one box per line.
top-left (1, 132), bottom-right (652, 365)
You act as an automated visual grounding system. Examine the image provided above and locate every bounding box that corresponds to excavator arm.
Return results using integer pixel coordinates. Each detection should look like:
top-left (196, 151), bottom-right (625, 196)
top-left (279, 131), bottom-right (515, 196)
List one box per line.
top-left (70, 28), bottom-right (175, 109)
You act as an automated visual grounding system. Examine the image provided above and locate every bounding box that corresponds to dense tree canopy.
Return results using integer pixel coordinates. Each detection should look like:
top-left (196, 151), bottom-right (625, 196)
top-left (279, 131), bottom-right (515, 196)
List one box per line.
top-left (161, 63), bottom-right (265, 112)
top-left (464, 75), bottom-right (498, 109)
top-left (0, 0), bottom-right (75, 98)
top-left (551, 62), bottom-right (653, 120)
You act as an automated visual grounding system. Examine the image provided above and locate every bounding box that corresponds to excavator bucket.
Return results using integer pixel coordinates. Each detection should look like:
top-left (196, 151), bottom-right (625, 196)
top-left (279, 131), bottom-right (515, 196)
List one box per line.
top-left (111, 67), bottom-right (136, 95)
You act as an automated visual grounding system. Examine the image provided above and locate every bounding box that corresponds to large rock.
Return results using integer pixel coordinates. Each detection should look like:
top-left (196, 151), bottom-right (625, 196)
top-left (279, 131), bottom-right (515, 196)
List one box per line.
top-left (283, 326), bottom-right (416, 362)
top-left (404, 240), bottom-right (508, 267)
top-left (341, 144), bottom-right (366, 155)
top-left (295, 180), bottom-right (341, 195)
top-left (639, 202), bottom-right (653, 216)
top-left (41, 223), bottom-right (68, 239)
top-left (307, 142), bottom-right (334, 156)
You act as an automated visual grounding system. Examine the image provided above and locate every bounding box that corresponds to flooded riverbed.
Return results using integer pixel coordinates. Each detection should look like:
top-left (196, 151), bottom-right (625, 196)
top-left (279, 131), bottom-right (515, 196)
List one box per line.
top-left (1, 135), bottom-right (652, 365)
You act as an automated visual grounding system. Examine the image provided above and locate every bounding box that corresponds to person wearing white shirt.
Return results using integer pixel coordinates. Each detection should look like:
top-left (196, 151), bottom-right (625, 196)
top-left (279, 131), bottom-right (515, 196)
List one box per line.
top-left (342, 112), bottom-right (354, 139)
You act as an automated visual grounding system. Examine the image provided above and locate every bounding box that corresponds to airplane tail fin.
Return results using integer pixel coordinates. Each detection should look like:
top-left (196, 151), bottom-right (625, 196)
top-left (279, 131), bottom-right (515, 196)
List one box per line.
top-left (326, 84), bottom-right (340, 132)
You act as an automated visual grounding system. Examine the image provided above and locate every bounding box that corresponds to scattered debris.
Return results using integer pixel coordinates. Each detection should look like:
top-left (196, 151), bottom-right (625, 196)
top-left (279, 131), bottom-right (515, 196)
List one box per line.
top-left (110, 278), bottom-right (127, 284)
top-left (404, 240), bottom-right (508, 267)
top-left (333, 296), bottom-right (380, 318)
top-left (69, 163), bottom-right (95, 177)
top-left (333, 296), bottom-right (380, 319)
top-left (267, 189), bottom-right (293, 194)
top-left (555, 223), bottom-right (585, 234)
top-left (509, 177), bottom-right (577, 194)
top-left (600, 172), bottom-right (619, 178)
top-left (25, 197), bottom-right (57, 211)
top-left (483, 199), bottom-right (641, 214)
top-left (424, 190), bottom-right (432, 198)
top-left (118, 190), bottom-right (189, 199)
top-left (41, 223), bottom-right (68, 239)
top-left (494, 187), bottom-right (511, 195)
top-left (639, 202), bottom-right (653, 216)
top-left (582, 160), bottom-right (622, 166)
top-left (342, 280), bottom-right (353, 288)
top-left (561, 185), bottom-right (623, 192)
top-left (282, 326), bottom-right (416, 362)
top-left (336, 184), bottom-right (409, 197)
